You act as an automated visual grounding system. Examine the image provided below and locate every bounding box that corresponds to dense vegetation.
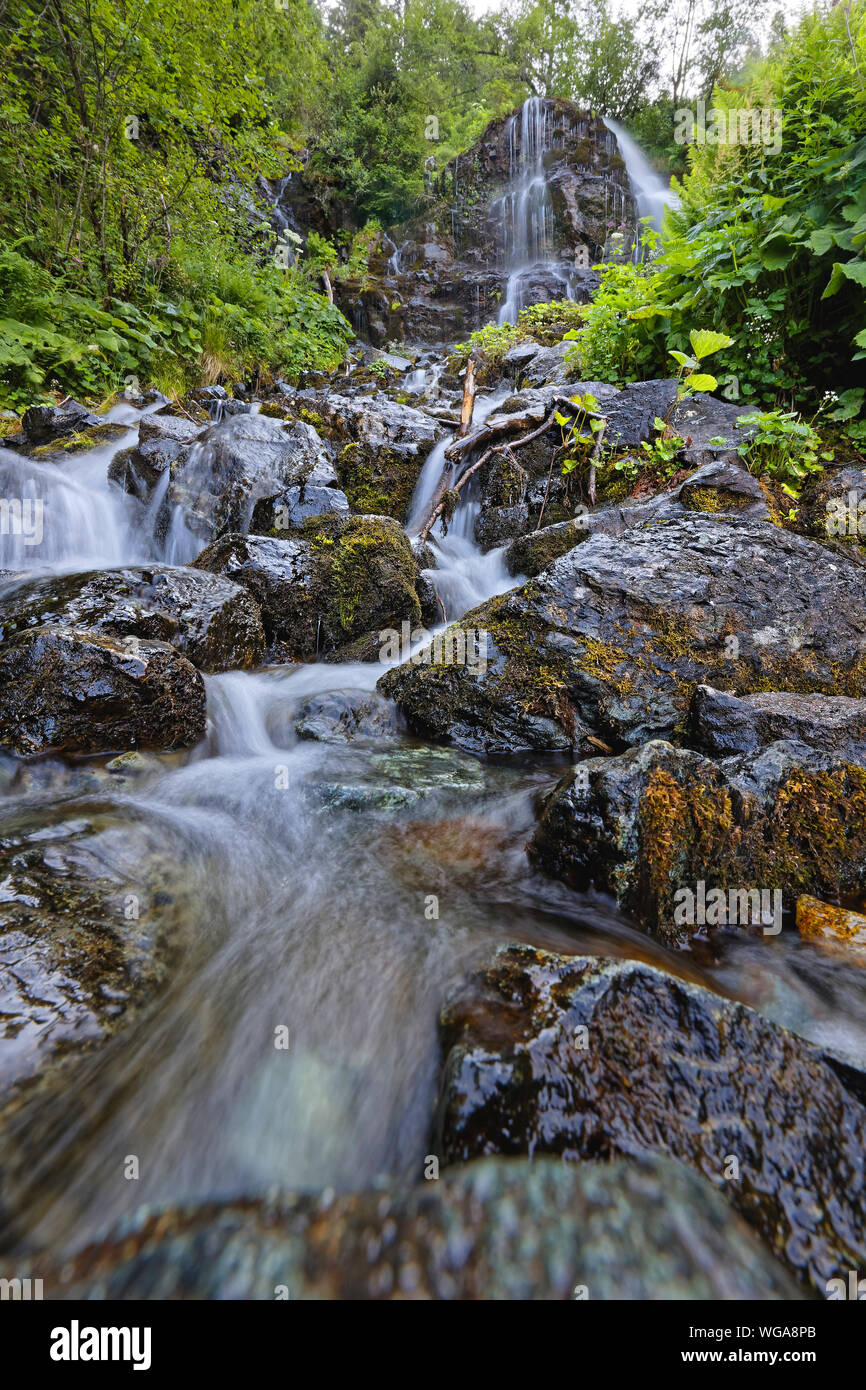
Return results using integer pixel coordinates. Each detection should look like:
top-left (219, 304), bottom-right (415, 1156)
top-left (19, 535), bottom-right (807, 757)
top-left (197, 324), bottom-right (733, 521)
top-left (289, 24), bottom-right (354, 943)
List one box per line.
top-left (0, 0), bottom-right (862, 426)
top-left (568, 2), bottom-right (865, 431)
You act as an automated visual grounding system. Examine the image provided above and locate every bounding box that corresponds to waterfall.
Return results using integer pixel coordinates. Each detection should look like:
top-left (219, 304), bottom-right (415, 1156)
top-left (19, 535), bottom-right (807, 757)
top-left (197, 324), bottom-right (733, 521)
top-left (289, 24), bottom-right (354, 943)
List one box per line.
top-left (497, 98), bottom-right (561, 324)
top-left (603, 117), bottom-right (680, 252)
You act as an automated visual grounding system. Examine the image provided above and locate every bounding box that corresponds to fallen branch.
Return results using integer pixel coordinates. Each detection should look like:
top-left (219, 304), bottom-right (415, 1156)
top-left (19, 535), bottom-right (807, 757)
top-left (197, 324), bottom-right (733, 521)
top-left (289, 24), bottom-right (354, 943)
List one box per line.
top-left (587, 419), bottom-right (606, 507)
top-left (418, 406), bottom-right (560, 543)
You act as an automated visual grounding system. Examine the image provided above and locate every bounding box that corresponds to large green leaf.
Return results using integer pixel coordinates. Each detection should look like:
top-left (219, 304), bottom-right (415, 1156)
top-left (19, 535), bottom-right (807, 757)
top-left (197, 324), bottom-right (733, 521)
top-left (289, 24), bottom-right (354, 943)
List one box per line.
top-left (689, 330), bottom-right (735, 360)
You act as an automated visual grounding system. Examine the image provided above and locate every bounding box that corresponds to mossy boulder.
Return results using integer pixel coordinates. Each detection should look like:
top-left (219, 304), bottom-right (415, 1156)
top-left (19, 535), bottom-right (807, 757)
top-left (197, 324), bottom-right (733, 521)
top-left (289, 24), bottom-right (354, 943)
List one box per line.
top-left (194, 516), bottom-right (426, 662)
top-left (381, 516), bottom-right (866, 754)
top-left (276, 388), bottom-right (444, 522)
top-left (435, 944), bottom-right (866, 1295)
top-left (531, 738), bottom-right (866, 942)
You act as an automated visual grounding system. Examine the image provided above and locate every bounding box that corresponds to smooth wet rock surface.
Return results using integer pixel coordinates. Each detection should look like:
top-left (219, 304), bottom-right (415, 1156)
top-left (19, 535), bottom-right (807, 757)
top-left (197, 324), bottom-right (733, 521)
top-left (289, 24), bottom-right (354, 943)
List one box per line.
top-left (0, 628), bottom-right (206, 755)
top-left (435, 944), bottom-right (866, 1293)
top-left (0, 566), bottom-right (265, 673)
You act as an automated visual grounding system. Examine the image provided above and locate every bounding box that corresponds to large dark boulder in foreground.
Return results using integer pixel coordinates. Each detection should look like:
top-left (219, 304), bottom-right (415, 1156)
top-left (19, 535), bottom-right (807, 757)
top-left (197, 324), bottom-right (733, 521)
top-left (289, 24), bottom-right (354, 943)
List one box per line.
top-left (0, 628), bottom-right (206, 755)
top-left (530, 738), bottom-right (866, 941)
top-left (381, 516), bottom-right (866, 754)
top-left (435, 944), bottom-right (866, 1294)
top-left (194, 516), bottom-right (426, 662)
top-left (0, 565), bottom-right (264, 673)
top-left (0, 1154), bottom-right (798, 1299)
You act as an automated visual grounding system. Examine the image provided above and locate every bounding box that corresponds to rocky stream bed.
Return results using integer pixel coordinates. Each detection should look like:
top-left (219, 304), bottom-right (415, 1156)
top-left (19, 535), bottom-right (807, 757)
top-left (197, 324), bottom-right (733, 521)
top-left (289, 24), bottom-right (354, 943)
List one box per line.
top-left (1, 102), bottom-right (866, 1301)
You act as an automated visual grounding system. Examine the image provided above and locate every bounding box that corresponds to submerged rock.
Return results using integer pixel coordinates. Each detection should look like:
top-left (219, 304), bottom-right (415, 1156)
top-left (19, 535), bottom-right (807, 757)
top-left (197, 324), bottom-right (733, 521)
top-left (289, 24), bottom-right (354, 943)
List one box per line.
top-left (382, 516), bottom-right (866, 754)
top-left (0, 628), bottom-right (206, 755)
top-left (295, 689), bottom-right (404, 744)
top-left (530, 738), bottom-right (866, 941)
top-left (435, 944), bottom-right (866, 1294)
top-left (303, 746), bottom-right (485, 812)
top-left (0, 823), bottom-right (187, 1118)
top-left (0, 565), bottom-right (265, 673)
top-left (0, 1153), bottom-right (799, 1298)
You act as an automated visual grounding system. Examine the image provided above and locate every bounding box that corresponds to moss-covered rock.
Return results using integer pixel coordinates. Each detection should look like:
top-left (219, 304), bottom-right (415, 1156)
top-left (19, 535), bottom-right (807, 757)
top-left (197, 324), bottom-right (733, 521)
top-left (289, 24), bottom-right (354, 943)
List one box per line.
top-left (194, 516), bottom-right (426, 662)
top-left (275, 388), bottom-right (444, 523)
top-left (382, 515), bottom-right (866, 753)
top-left (531, 738), bottom-right (866, 942)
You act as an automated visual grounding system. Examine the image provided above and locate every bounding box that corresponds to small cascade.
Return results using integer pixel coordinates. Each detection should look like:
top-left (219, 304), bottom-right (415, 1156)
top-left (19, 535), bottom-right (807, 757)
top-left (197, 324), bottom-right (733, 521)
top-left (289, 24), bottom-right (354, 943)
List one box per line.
top-left (0, 399), bottom-right (164, 575)
top-left (406, 388), bottom-right (518, 621)
top-left (603, 117), bottom-right (680, 254)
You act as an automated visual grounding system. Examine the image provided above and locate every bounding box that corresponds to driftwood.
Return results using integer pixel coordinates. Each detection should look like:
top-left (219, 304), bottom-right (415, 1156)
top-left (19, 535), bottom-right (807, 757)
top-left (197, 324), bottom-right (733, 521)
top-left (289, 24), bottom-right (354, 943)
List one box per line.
top-left (418, 407), bottom-right (560, 544)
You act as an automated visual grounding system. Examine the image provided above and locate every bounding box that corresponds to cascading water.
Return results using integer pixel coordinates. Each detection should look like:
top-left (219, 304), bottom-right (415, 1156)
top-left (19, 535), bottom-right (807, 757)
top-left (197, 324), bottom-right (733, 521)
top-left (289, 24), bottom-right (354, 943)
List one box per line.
top-left (497, 97), bottom-right (575, 325)
top-left (3, 241), bottom-right (864, 1266)
top-left (603, 117), bottom-right (680, 252)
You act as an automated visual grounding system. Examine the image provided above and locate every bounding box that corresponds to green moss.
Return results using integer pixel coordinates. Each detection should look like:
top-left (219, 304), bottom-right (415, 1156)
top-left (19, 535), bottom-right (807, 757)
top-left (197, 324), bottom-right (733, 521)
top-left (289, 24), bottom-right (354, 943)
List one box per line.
top-left (336, 441), bottom-right (418, 521)
top-left (317, 516), bottom-right (420, 641)
top-left (682, 486), bottom-right (750, 513)
top-left (634, 758), bottom-right (866, 943)
top-left (30, 423), bottom-right (127, 457)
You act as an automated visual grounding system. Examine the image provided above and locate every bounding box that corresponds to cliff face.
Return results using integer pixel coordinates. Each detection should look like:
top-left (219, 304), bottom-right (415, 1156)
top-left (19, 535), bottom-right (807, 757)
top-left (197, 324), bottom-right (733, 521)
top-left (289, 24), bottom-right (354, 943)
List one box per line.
top-left (335, 99), bottom-right (636, 345)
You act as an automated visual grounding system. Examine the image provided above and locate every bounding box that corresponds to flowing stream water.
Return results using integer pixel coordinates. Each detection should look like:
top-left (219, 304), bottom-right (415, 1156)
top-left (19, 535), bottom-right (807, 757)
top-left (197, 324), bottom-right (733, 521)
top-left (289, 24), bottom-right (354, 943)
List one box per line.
top-left (2, 126), bottom-right (866, 1262)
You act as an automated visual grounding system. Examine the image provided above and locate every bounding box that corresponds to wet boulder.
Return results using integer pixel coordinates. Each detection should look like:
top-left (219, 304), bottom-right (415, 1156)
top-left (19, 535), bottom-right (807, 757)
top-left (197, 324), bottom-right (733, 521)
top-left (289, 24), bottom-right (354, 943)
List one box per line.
top-left (473, 503), bottom-right (530, 551)
top-left (20, 399), bottom-right (98, 446)
top-left (0, 565), bottom-right (264, 673)
top-left (688, 685), bottom-right (866, 761)
top-left (2, 1153), bottom-right (799, 1299)
top-left (668, 393), bottom-right (756, 466)
top-left (164, 413), bottom-right (337, 549)
top-left (192, 534), bottom-right (320, 655)
top-left (530, 738), bottom-right (866, 941)
top-left (250, 482), bottom-right (350, 534)
top-left (283, 390), bottom-right (445, 522)
top-left (0, 627), bottom-right (206, 755)
top-left (0, 820), bottom-right (189, 1119)
top-left (194, 516), bottom-right (426, 662)
top-left (435, 944), bottom-right (866, 1294)
top-left (108, 414), bottom-right (202, 500)
top-left (381, 516), bottom-right (866, 754)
